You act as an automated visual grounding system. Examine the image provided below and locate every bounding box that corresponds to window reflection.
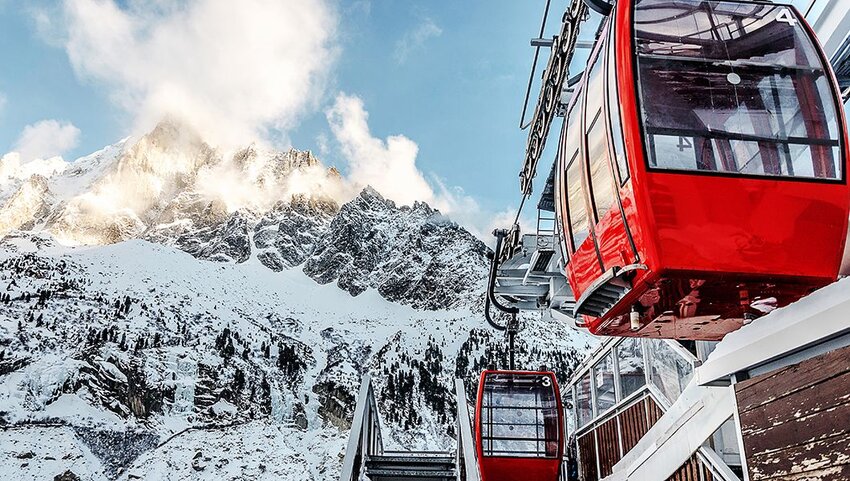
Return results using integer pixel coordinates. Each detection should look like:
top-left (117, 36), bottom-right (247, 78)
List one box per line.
top-left (635, 0), bottom-right (842, 179)
top-left (617, 338), bottom-right (646, 398)
top-left (594, 353), bottom-right (617, 413)
top-left (646, 339), bottom-right (694, 403)
top-left (576, 373), bottom-right (593, 428)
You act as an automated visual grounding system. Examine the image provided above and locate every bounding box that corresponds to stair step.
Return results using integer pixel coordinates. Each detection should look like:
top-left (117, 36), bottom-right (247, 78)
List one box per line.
top-left (366, 467), bottom-right (455, 479)
top-left (367, 456), bottom-right (454, 465)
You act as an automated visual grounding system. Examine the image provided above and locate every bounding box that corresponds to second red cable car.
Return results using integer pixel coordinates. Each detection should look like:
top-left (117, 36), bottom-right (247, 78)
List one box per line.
top-left (553, 0), bottom-right (850, 339)
top-left (474, 370), bottom-right (564, 481)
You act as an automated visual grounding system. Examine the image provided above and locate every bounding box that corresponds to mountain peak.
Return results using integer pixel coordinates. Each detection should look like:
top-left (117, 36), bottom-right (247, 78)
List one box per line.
top-left (146, 117), bottom-right (203, 146)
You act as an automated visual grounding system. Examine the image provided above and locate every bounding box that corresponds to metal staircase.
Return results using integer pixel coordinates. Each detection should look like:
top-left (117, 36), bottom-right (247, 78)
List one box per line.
top-left (339, 376), bottom-right (482, 481)
top-left (365, 453), bottom-right (455, 481)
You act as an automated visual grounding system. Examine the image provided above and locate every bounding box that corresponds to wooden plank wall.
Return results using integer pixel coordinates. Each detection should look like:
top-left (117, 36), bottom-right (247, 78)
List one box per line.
top-left (597, 416), bottom-right (621, 477)
top-left (667, 454), bottom-right (714, 481)
top-left (578, 431), bottom-right (599, 481)
top-left (577, 396), bottom-right (717, 481)
top-left (619, 398), bottom-right (651, 454)
top-left (736, 344), bottom-right (850, 481)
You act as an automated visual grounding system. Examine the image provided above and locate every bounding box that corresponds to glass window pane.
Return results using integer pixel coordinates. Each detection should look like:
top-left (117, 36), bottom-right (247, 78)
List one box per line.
top-left (567, 153), bottom-right (590, 251)
top-left (594, 353), bottom-right (616, 413)
top-left (481, 373), bottom-right (560, 458)
top-left (585, 40), bottom-right (617, 219)
top-left (576, 372), bottom-right (593, 428)
top-left (588, 113), bottom-right (616, 218)
top-left (645, 339), bottom-right (694, 403)
top-left (607, 17), bottom-right (628, 183)
top-left (617, 338), bottom-right (646, 398)
top-left (634, 0), bottom-right (842, 180)
top-left (562, 93), bottom-right (589, 253)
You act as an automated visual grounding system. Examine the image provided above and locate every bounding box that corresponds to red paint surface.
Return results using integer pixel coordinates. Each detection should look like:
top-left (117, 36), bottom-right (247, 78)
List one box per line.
top-left (474, 370), bottom-right (564, 481)
top-left (558, 1), bottom-right (850, 340)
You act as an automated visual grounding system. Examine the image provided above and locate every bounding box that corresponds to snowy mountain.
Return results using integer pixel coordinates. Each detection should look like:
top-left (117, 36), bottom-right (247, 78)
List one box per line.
top-left (0, 122), bottom-right (595, 480)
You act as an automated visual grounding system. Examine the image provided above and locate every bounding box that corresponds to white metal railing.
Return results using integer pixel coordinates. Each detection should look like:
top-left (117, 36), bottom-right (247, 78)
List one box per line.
top-left (455, 380), bottom-right (481, 481)
top-left (339, 374), bottom-right (384, 481)
top-left (565, 337), bottom-right (742, 481)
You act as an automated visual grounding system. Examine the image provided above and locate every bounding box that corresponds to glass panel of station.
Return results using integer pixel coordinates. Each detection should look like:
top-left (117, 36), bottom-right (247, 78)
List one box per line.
top-left (564, 339), bottom-right (742, 479)
top-left (593, 353), bottom-right (616, 413)
top-left (617, 338), bottom-right (646, 399)
top-left (646, 340), bottom-right (694, 404)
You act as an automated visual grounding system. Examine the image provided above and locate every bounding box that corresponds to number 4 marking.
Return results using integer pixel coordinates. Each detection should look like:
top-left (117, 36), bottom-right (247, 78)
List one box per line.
top-left (678, 137), bottom-right (693, 152)
top-left (776, 8), bottom-right (798, 26)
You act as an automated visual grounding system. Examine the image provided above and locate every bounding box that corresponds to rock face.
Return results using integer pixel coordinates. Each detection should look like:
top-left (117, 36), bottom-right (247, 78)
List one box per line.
top-left (304, 188), bottom-right (489, 310)
top-left (254, 195), bottom-right (339, 271)
top-left (0, 174), bottom-right (53, 233)
top-left (0, 120), bottom-right (491, 309)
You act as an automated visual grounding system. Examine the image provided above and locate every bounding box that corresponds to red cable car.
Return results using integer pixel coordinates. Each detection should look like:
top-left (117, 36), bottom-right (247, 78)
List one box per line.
top-left (474, 370), bottom-right (564, 481)
top-left (554, 0), bottom-right (850, 340)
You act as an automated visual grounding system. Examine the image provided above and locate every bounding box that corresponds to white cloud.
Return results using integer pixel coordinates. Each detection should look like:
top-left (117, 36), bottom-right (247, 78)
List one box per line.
top-left (60, 0), bottom-right (338, 148)
top-left (394, 17), bottom-right (442, 64)
top-left (327, 93), bottom-right (434, 207)
top-left (326, 92), bottom-right (523, 241)
top-left (0, 92), bottom-right (6, 114)
top-left (13, 119), bottom-right (81, 162)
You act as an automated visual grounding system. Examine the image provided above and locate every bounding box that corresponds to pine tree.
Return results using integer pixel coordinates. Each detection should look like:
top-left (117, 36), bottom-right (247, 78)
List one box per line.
top-left (233, 368), bottom-right (245, 393)
top-left (223, 337), bottom-right (235, 358)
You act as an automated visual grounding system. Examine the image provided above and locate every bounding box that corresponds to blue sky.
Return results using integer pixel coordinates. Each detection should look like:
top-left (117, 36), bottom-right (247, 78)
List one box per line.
top-left (0, 0), bottom-right (598, 229)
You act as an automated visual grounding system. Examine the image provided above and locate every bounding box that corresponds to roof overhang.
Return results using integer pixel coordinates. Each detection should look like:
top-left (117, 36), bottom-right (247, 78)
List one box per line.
top-left (696, 277), bottom-right (850, 386)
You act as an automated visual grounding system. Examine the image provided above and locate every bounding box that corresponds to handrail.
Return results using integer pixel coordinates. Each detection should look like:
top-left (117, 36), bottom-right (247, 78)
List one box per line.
top-left (455, 379), bottom-right (481, 481)
top-left (339, 374), bottom-right (384, 481)
top-left (695, 445), bottom-right (740, 481)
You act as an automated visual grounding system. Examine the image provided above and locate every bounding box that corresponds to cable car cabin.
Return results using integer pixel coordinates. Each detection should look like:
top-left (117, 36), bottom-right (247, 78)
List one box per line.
top-left (474, 371), bottom-right (564, 481)
top-left (553, 0), bottom-right (850, 340)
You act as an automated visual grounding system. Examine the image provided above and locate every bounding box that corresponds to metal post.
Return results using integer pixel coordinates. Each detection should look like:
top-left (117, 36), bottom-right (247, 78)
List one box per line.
top-left (507, 313), bottom-right (518, 371)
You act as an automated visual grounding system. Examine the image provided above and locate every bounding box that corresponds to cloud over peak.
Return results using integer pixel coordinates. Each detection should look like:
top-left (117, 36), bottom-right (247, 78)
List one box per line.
top-left (13, 119), bottom-right (81, 163)
top-left (61, 0), bottom-right (338, 148)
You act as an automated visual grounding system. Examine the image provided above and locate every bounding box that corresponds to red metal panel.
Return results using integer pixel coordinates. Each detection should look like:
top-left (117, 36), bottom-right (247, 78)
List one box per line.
top-left (475, 370), bottom-right (564, 481)
top-left (556, 0), bottom-right (850, 340)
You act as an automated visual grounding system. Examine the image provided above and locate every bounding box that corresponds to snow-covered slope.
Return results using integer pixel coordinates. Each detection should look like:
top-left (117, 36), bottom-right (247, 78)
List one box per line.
top-left (0, 234), bottom-right (593, 480)
top-left (0, 121), bottom-right (595, 480)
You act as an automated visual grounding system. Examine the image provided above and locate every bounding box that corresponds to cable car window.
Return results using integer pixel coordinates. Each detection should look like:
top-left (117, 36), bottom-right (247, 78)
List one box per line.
top-left (617, 338), bottom-right (646, 399)
top-left (634, 0), bottom-right (843, 180)
top-left (567, 153), bottom-right (590, 251)
top-left (593, 352), bottom-right (616, 413)
top-left (607, 14), bottom-right (629, 184)
top-left (576, 372), bottom-right (593, 427)
top-left (586, 45), bottom-right (618, 219)
top-left (480, 373), bottom-right (560, 458)
top-left (564, 92), bottom-right (589, 252)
